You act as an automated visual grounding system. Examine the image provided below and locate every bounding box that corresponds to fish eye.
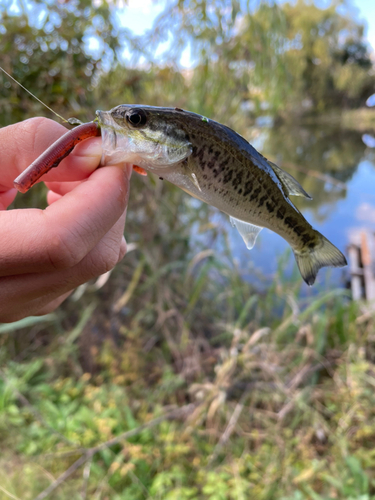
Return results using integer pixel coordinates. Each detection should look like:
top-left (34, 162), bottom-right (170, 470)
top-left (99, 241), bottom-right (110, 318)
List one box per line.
top-left (126, 109), bottom-right (147, 127)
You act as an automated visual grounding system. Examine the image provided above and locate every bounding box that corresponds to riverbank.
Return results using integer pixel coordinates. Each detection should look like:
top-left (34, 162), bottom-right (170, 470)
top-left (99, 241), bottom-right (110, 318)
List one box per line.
top-left (281, 107), bottom-right (375, 132)
top-left (1, 250), bottom-right (375, 498)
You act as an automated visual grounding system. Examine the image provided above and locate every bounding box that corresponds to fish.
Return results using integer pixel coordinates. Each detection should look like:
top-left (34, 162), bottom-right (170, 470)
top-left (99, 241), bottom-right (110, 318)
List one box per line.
top-left (96, 104), bottom-right (347, 285)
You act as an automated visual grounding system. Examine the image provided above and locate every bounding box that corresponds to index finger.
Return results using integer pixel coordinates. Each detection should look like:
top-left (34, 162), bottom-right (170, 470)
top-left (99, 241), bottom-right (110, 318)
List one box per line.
top-left (0, 117), bottom-right (102, 191)
top-left (0, 165), bottom-right (131, 276)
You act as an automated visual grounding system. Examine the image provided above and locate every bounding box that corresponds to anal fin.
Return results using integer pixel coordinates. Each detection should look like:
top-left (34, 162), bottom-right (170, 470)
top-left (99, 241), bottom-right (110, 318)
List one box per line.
top-left (230, 216), bottom-right (263, 250)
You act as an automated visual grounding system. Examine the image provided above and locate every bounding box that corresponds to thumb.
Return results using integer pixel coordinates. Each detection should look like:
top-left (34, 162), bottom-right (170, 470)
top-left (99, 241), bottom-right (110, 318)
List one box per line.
top-left (0, 117), bottom-right (102, 191)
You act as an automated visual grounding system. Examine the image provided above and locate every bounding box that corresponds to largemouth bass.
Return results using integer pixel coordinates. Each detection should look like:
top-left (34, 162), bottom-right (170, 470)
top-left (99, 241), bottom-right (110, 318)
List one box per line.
top-left (96, 105), bottom-right (347, 285)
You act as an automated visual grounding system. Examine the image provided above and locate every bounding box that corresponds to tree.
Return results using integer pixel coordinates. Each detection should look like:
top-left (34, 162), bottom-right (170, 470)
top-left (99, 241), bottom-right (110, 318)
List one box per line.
top-left (1, 0), bottom-right (373, 130)
top-left (281, 0), bottom-right (374, 111)
top-left (0, 0), bottom-right (130, 125)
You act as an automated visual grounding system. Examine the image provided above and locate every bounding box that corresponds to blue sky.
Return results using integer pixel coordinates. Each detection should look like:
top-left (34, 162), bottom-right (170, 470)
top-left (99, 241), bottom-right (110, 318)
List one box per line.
top-left (351, 0), bottom-right (375, 51)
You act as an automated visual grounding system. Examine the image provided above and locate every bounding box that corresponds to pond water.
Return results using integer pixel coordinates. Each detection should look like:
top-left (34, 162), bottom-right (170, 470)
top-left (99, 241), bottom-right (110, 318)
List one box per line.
top-left (218, 123), bottom-right (375, 290)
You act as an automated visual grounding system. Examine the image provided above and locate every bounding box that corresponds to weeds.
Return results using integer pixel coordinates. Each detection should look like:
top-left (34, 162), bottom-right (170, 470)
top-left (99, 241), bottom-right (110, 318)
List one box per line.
top-left (0, 170), bottom-right (374, 500)
top-left (1, 178), bottom-right (375, 499)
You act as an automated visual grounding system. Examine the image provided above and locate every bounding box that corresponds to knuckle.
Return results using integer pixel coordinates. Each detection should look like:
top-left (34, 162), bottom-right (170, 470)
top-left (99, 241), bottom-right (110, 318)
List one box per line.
top-left (14, 118), bottom-right (63, 171)
top-left (20, 117), bottom-right (53, 149)
top-left (22, 116), bottom-right (51, 130)
top-left (88, 244), bottom-right (120, 276)
top-left (20, 117), bottom-right (49, 135)
top-left (45, 227), bottom-right (86, 270)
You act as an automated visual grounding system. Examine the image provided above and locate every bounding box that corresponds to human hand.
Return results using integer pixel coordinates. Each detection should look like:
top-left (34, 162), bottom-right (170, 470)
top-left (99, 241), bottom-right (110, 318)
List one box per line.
top-left (0, 117), bottom-right (132, 323)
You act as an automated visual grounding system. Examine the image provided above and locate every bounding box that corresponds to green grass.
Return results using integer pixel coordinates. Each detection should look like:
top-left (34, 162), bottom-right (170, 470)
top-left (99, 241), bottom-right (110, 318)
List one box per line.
top-left (1, 178), bottom-right (375, 499)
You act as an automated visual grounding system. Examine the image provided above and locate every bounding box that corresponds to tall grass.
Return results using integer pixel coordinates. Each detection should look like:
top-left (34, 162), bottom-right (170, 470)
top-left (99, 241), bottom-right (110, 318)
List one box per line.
top-left (1, 176), bottom-right (375, 499)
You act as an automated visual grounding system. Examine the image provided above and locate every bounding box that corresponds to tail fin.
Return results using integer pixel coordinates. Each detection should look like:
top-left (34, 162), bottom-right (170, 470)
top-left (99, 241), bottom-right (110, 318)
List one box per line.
top-left (293, 233), bottom-right (347, 286)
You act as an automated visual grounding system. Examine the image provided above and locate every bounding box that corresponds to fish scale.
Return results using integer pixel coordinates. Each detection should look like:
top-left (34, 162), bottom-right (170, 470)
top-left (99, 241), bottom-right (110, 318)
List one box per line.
top-left (184, 119), bottom-right (313, 248)
top-left (97, 104), bottom-right (347, 285)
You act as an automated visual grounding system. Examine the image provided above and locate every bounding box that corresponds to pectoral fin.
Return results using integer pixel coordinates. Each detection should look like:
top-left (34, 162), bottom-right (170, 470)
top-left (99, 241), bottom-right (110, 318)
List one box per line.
top-left (268, 161), bottom-right (312, 200)
top-left (133, 165), bottom-right (148, 176)
top-left (191, 172), bottom-right (202, 192)
top-left (230, 216), bottom-right (263, 249)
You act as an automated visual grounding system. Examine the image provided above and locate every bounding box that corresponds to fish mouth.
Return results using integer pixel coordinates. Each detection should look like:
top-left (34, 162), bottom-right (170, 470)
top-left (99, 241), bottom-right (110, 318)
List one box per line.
top-left (96, 109), bottom-right (111, 128)
top-left (96, 109), bottom-right (135, 167)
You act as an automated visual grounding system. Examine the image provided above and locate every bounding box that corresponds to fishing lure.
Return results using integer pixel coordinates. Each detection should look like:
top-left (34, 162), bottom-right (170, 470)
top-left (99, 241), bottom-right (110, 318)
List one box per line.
top-left (2, 68), bottom-right (347, 285)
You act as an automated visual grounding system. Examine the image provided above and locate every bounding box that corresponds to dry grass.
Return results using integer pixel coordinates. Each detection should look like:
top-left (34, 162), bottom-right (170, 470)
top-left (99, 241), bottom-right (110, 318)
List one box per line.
top-left (1, 182), bottom-right (375, 499)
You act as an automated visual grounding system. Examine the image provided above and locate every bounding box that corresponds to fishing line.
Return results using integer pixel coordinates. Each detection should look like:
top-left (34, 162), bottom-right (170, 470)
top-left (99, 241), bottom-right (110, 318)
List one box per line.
top-left (0, 66), bottom-right (69, 123)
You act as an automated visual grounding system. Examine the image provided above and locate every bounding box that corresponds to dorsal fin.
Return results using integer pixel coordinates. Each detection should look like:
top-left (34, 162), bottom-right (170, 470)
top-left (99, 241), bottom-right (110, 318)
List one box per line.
top-left (267, 160), bottom-right (312, 200)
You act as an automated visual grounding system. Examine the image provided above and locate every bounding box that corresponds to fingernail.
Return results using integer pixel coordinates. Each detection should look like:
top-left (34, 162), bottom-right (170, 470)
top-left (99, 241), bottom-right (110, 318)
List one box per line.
top-left (74, 137), bottom-right (102, 158)
top-left (124, 163), bottom-right (133, 180)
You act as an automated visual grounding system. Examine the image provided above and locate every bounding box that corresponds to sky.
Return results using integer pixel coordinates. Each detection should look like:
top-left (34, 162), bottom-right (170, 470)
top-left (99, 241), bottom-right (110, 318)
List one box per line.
top-left (351, 0), bottom-right (375, 52)
top-left (118, 0), bottom-right (375, 56)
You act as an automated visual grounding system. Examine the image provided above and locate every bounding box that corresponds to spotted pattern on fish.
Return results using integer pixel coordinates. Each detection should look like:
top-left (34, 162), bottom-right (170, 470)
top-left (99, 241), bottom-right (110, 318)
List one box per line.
top-left (98, 104), bottom-right (347, 285)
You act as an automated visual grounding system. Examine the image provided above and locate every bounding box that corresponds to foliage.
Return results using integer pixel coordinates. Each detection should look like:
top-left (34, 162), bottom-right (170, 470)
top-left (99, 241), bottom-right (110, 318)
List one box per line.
top-left (1, 253), bottom-right (375, 498)
top-left (1, 0), bottom-right (375, 499)
top-left (281, 0), bottom-right (374, 112)
top-left (1, 0), bottom-right (374, 129)
top-left (0, 0), bottom-right (132, 125)
top-left (143, 0), bottom-right (375, 115)
top-left (2, 165), bottom-right (375, 499)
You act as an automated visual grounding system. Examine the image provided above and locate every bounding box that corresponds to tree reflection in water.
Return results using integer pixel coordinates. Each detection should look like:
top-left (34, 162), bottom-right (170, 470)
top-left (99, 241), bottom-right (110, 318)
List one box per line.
top-left (259, 124), bottom-right (374, 222)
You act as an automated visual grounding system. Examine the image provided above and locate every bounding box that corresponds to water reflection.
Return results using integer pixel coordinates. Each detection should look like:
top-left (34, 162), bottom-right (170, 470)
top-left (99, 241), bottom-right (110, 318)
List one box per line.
top-left (260, 124), bottom-right (375, 220)
top-left (226, 123), bottom-right (375, 287)
top-left (362, 134), bottom-right (375, 148)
